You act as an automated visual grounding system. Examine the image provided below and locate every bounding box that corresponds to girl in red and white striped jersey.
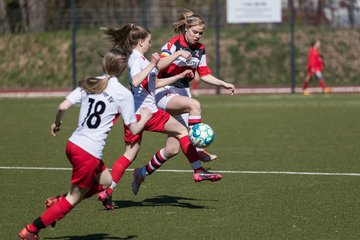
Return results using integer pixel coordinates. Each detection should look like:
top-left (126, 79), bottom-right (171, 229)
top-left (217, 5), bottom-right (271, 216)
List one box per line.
top-left (156, 9), bottom-right (236, 163)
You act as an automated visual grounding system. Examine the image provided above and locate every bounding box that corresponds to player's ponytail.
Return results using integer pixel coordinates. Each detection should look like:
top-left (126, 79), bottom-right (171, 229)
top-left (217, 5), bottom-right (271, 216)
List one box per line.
top-left (78, 47), bottom-right (128, 94)
top-left (102, 47), bottom-right (128, 77)
top-left (78, 77), bottom-right (106, 94)
top-left (173, 9), bottom-right (205, 35)
top-left (101, 24), bottom-right (151, 55)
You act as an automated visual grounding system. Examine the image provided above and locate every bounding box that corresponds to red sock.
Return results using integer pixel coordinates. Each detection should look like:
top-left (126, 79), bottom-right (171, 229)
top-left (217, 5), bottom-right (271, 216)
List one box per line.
top-left (192, 79), bottom-right (198, 90)
top-left (83, 183), bottom-right (105, 199)
top-left (179, 136), bottom-right (203, 172)
top-left (106, 155), bottom-right (131, 195)
top-left (188, 116), bottom-right (201, 126)
top-left (319, 80), bottom-right (326, 89)
top-left (303, 81), bottom-right (309, 90)
top-left (29, 197), bottom-right (73, 231)
top-left (146, 149), bottom-right (168, 175)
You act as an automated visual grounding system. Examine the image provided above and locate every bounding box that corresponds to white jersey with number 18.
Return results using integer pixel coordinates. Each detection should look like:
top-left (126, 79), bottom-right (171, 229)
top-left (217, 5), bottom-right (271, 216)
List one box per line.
top-left (67, 76), bottom-right (137, 159)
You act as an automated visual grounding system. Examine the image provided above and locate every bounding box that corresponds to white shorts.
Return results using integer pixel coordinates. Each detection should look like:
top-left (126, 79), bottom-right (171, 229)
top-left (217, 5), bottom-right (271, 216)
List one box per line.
top-left (155, 86), bottom-right (191, 127)
top-left (315, 71), bottom-right (323, 80)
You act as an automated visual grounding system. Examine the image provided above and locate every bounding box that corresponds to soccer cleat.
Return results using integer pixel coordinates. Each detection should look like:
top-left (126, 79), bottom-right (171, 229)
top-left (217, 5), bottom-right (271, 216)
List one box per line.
top-left (323, 87), bottom-right (331, 94)
top-left (18, 225), bottom-right (39, 240)
top-left (45, 195), bottom-right (64, 227)
top-left (303, 90), bottom-right (311, 96)
top-left (132, 168), bottom-right (145, 195)
top-left (98, 190), bottom-right (114, 210)
top-left (197, 149), bottom-right (218, 162)
top-left (193, 169), bottom-right (222, 182)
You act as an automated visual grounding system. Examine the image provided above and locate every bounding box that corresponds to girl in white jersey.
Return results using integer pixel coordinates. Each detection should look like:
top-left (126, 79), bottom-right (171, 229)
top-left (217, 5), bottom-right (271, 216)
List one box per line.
top-left (18, 48), bottom-right (151, 240)
top-left (98, 24), bottom-right (223, 210)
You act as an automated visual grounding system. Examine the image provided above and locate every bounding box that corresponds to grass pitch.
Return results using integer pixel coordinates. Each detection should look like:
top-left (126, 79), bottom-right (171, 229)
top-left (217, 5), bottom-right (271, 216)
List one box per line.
top-left (1, 93), bottom-right (360, 239)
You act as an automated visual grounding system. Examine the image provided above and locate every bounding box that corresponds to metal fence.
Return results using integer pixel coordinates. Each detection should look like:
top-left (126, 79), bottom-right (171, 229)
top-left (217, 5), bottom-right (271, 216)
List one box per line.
top-left (1, 0), bottom-right (360, 91)
top-left (1, 0), bottom-right (360, 34)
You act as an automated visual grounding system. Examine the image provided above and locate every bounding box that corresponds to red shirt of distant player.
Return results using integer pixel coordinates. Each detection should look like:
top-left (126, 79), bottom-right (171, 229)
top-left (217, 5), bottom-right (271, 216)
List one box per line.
top-left (158, 34), bottom-right (211, 88)
top-left (307, 47), bottom-right (323, 74)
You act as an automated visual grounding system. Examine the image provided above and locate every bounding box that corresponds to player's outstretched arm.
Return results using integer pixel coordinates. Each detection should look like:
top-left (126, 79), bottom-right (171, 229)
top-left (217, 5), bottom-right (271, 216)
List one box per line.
top-left (51, 99), bottom-right (73, 136)
top-left (128, 107), bottom-right (152, 135)
top-left (200, 74), bottom-right (236, 95)
top-left (155, 70), bottom-right (194, 88)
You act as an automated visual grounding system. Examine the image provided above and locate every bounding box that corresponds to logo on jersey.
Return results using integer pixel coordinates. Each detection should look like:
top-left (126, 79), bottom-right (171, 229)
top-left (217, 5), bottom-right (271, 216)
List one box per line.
top-left (194, 50), bottom-right (200, 58)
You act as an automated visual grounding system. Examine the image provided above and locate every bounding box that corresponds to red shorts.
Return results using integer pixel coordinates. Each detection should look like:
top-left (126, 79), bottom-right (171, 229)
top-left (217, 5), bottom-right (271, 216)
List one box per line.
top-left (124, 109), bottom-right (170, 144)
top-left (65, 141), bottom-right (106, 189)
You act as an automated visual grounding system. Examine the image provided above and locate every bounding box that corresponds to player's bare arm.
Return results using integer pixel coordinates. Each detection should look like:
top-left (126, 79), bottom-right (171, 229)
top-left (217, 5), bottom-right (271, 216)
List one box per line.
top-left (200, 74), bottom-right (236, 95)
top-left (155, 70), bottom-right (194, 88)
top-left (132, 52), bottom-right (160, 87)
top-left (157, 50), bottom-right (192, 70)
top-left (128, 107), bottom-right (152, 135)
top-left (51, 99), bottom-right (73, 136)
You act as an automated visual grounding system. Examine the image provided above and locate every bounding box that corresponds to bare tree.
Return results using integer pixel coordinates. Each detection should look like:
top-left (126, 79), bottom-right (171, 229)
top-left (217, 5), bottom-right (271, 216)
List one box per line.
top-left (28, 0), bottom-right (46, 32)
top-left (150, 0), bottom-right (161, 27)
top-left (344, 0), bottom-right (356, 27)
top-left (19, 0), bottom-right (47, 32)
top-left (19, 0), bottom-right (28, 32)
top-left (0, 0), bottom-right (10, 33)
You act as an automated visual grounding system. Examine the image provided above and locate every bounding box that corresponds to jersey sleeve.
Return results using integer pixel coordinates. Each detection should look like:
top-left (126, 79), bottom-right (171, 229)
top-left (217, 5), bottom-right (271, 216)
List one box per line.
top-left (129, 55), bottom-right (144, 77)
top-left (160, 41), bottom-right (177, 58)
top-left (65, 87), bottom-right (83, 104)
top-left (117, 86), bottom-right (137, 125)
top-left (197, 49), bottom-right (212, 77)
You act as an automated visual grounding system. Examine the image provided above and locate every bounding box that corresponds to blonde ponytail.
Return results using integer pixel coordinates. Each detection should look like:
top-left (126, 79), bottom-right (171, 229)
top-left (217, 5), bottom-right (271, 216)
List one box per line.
top-left (173, 9), bottom-right (205, 35)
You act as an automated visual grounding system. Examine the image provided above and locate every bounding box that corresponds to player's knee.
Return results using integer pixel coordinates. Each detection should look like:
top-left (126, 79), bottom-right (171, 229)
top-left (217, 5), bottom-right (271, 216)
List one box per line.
top-left (103, 179), bottom-right (112, 189)
top-left (164, 144), bottom-right (180, 157)
top-left (190, 99), bottom-right (201, 113)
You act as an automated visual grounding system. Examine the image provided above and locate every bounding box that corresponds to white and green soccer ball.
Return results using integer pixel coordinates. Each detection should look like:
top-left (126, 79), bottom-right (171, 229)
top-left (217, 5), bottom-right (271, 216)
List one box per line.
top-left (189, 123), bottom-right (215, 148)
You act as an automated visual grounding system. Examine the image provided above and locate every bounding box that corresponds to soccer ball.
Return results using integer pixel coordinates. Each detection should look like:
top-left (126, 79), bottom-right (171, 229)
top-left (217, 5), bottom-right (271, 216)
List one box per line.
top-left (189, 123), bottom-right (215, 148)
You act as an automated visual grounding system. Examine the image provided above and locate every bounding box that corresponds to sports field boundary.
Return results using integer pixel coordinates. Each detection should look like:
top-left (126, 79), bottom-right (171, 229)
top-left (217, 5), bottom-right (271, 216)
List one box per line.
top-left (1, 166), bottom-right (360, 177)
top-left (1, 86), bottom-right (360, 97)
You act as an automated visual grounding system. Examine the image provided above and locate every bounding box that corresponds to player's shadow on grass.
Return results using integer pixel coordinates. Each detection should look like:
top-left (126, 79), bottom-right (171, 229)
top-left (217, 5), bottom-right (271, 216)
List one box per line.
top-left (112, 195), bottom-right (215, 210)
top-left (43, 233), bottom-right (136, 239)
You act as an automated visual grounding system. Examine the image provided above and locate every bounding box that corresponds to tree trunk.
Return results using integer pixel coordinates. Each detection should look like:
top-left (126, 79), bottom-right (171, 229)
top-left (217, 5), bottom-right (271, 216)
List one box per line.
top-left (0, 0), bottom-right (10, 33)
top-left (150, 0), bottom-right (161, 28)
top-left (345, 0), bottom-right (355, 27)
top-left (27, 0), bottom-right (47, 32)
top-left (19, 0), bottom-right (28, 32)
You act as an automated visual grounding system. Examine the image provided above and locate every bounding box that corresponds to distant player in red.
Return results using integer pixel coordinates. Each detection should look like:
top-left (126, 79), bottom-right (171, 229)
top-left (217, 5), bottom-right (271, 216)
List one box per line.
top-left (18, 48), bottom-right (152, 240)
top-left (303, 39), bottom-right (330, 95)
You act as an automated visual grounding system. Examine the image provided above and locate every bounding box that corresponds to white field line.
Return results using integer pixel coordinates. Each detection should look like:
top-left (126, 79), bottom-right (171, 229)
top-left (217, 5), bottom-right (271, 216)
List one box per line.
top-left (1, 166), bottom-right (360, 177)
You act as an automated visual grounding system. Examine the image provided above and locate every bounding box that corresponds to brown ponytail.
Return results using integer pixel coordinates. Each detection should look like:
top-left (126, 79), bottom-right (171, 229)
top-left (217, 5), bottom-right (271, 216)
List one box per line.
top-left (101, 23), bottom-right (151, 55)
top-left (78, 48), bottom-right (128, 94)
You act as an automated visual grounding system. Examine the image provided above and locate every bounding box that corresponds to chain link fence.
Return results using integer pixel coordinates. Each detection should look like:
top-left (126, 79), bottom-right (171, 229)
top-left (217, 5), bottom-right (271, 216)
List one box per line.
top-left (1, 0), bottom-right (360, 33)
top-left (0, 0), bottom-right (359, 90)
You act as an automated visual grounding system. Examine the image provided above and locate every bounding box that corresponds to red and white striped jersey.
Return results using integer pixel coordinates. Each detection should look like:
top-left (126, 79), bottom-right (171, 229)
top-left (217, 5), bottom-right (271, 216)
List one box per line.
top-left (67, 76), bottom-right (137, 159)
top-left (158, 34), bottom-right (212, 88)
top-left (128, 49), bottom-right (159, 113)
